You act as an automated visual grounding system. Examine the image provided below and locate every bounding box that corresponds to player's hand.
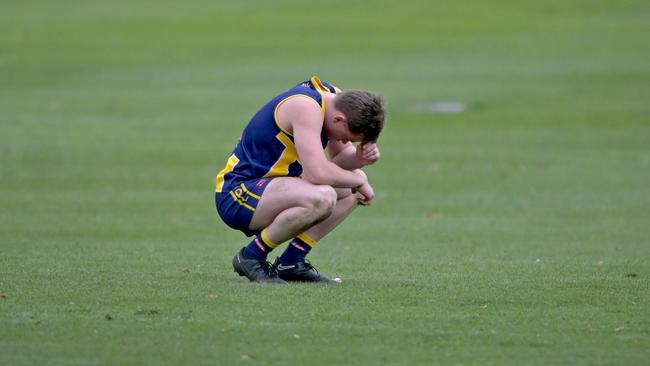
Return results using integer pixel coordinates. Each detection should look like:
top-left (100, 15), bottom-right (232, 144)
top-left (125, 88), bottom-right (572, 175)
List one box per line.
top-left (356, 142), bottom-right (380, 166)
top-left (355, 182), bottom-right (374, 206)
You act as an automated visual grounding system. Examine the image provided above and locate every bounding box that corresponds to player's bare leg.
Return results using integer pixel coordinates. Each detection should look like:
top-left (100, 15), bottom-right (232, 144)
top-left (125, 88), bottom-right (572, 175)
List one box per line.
top-left (270, 188), bottom-right (362, 284)
top-left (249, 177), bottom-right (338, 244)
top-left (297, 170), bottom-right (367, 241)
top-left (301, 188), bottom-right (359, 241)
top-left (235, 177), bottom-right (363, 284)
top-left (231, 177), bottom-right (338, 284)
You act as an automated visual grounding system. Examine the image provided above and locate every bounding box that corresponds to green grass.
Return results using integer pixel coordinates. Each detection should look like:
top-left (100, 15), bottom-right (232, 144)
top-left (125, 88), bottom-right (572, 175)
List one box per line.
top-left (1, 0), bottom-right (649, 364)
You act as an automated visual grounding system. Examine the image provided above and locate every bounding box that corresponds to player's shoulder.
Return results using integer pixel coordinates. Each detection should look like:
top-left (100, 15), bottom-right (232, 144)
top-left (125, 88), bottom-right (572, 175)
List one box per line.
top-left (275, 80), bottom-right (322, 110)
top-left (276, 95), bottom-right (322, 130)
top-left (279, 94), bottom-right (321, 111)
top-left (274, 76), bottom-right (338, 127)
top-left (275, 95), bottom-right (323, 136)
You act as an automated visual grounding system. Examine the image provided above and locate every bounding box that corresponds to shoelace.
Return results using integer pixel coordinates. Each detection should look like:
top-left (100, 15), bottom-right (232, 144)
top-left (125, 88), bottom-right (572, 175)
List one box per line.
top-left (260, 261), bottom-right (279, 277)
top-left (303, 261), bottom-right (319, 273)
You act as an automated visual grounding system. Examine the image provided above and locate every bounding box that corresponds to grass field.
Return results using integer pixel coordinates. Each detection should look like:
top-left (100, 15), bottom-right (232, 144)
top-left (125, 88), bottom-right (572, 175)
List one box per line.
top-left (2, 0), bottom-right (650, 365)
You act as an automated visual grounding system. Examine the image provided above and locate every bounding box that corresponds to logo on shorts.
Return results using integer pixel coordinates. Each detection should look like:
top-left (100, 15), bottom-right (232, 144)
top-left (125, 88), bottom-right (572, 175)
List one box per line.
top-left (233, 188), bottom-right (248, 201)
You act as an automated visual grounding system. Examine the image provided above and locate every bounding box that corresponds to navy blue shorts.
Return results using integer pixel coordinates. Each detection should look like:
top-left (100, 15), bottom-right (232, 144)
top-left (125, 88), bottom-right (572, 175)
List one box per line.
top-left (215, 178), bottom-right (272, 237)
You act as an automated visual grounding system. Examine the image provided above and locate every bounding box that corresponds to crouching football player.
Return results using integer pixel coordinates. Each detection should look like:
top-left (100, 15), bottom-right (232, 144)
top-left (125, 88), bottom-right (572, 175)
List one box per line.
top-left (214, 76), bottom-right (385, 284)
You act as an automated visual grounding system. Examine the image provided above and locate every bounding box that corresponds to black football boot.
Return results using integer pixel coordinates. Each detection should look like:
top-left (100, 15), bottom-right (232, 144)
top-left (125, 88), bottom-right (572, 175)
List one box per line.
top-left (232, 248), bottom-right (287, 284)
top-left (272, 258), bottom-right (339, 284)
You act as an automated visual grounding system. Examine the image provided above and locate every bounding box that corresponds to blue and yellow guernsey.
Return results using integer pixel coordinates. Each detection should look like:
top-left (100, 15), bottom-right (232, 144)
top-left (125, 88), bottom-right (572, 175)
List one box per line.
top-left (215, 76), bottom-right (339, 193)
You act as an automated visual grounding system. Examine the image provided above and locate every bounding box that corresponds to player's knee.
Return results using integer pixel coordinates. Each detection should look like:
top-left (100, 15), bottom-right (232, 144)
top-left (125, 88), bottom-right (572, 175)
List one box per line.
top-left (317, 185), bottom-right (337, 213)
top-left (310, 185), bottom-right (336, 219)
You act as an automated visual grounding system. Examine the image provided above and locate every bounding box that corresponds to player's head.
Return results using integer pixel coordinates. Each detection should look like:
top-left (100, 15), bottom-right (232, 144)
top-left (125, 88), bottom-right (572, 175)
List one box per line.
top-left (333, 90), bottom-right (385, 143)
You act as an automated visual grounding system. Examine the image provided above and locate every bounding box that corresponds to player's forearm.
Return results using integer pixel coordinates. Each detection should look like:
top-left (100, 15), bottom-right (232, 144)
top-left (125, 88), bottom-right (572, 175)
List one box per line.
top-left (303, 162), bottom-right (366, 188)
top-left (331, 150), bottom-right (364, 170)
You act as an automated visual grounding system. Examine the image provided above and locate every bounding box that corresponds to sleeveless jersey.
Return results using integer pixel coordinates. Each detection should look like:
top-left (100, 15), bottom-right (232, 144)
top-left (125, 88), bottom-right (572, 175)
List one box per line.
top-left (215, 76), bottom-right (339, 193)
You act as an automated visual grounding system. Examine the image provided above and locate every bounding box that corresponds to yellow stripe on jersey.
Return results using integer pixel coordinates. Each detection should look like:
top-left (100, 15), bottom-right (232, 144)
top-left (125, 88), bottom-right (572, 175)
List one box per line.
top-left (264, 132), bottom-right (299, 178)
top-left (240, 183), bottom-right (261, 200)
top-left (312, 75), bottom-right (340, 93)
top-left (310, 76), bottom-right (327, 115)
top-left (310, 75), bottom-right (327, 92)
top-left (229, 190), bottom-right (256, 212)
top-left (215, 154), bottom-right (240, 192)
top-left (312, 75), bottom-right (339, 93)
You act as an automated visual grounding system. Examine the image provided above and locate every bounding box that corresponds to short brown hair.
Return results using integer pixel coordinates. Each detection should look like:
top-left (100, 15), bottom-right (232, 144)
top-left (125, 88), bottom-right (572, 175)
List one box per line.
top-left (334, 90), bottom-right (385, 142)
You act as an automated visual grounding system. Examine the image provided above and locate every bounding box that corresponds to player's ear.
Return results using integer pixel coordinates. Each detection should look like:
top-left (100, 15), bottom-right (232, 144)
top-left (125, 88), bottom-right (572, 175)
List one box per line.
top-left (334, 113), bottom-right (347, 124)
